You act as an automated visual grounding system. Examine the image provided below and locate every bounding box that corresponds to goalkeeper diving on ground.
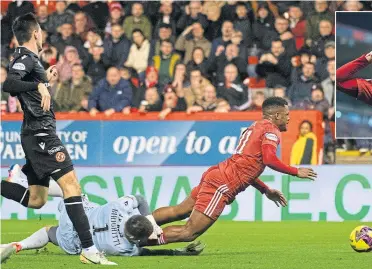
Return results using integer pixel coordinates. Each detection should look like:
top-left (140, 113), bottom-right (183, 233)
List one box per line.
top-left (1, 165), bottom-right (204, 260)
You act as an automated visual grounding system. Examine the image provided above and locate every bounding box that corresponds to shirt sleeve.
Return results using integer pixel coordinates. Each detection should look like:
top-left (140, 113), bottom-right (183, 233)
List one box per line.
top-left (3, 55), bottom-right (39, 95)
top-left (261, 128), bottom-right (280, 148)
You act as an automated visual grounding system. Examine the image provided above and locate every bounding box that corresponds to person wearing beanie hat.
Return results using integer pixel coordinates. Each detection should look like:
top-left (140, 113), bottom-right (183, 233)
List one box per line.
top-left (105, 2), bottom-right (125, 36)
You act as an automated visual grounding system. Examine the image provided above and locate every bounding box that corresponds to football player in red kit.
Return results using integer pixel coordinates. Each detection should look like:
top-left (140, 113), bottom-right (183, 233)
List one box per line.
top-left (336, 51), bottom-right (372, 105)
top-left (133, 97), bottom-right (317, 246)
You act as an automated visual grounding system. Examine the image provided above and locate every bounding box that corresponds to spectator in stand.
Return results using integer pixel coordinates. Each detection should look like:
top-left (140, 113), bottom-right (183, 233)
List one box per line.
top-left (234, 2), bottom-right (253, 47)
top-left (153, 1), bottom-right (177, 39)
top-left (176, 1), bottom-right (208, 35)
top-left (306, 0), bottom-right (333, 46)
top-left (290, 50), bottom-right (313, 83)
top-left (125, 29), bottom-right (150, 80)
top-left (256, 39), bottom-right (291, 88)
top-left (1, 66), bottom-right (9, 109)
top-left (144, 66), bottom-right (160, 91)
top-left (137, 87), bottom-right (163, 113)
top-left (248, 91), bottom-right (266, 111)
top-left (290, 120), bottom-right (317, 165)
top-left (316, 40), bottom-right (334, 81)
top-left (1, 36), bottom-right (18, 62)
top-left (82, 0), bottom-right (109, 30)
top-left (187, 84), bottom-right (218, 113)
top-left (1, 0), bottom-right (34, 45)
top-left (56, 46), bottom-right (82, 82)
top-left (39, 29), bottom-right (58, 68)
top-left (253, 3), bottom-right (275, 50)
top-left (84, 29), bottom-right (103, 55)
top-left (184, 68), bottom-right (211, 108)
top-left (66, 0), bottom-right (82, 14)
top-left (321, 59), bottom-right (335, 119)
top-left (158, 85), bottom-right (187, 119)
top-left (288, 4), bottom-right (306, 50)
top-left (123, 2), bottom-right (152, 41)
top-left (54, 63), bottom-right (92, 112)
top-left (50, 22), bottom-right (85, 61)
top-left (262, 16), bottom-right (297, 58)
top-left (152, 40), bottom-right (181, 89)
top-left (149, 23), bottom-right (175, 61)
top-left (131, 66), bottom-right (159, 109)
top-left (46, 0), bottom-right (74, 35)
top-left (105, 2), bottom-right (125, 37)
top-left (40, 46), bottom-right (58, 70)
top-left (172, 63), bottom-right (190, 93)
top-left (37, 5), bottom-right (50, 30)
top-left (273, 84), bottom-right (292, 106)
top-left (311, 19), bottom-right (334, 58)
top-left (175, 22), bottom-right (211, 64)
top-left (203, 2), bottom-right (223, 41)
top-left (186, 47), bottom-right (209, 78)
top-left (211, 20), bottom-right (234, 58)
top-left (102, 24), bottom-right (131, 68)
top-left (217, 64), bottom-right (249, 110)
top-left (231, 30), bottom-right (248, 63)
top-left (288, 62), bottom-right (319, 105)
top-left (209, 43), bottom-right (247, 84)
top-left (220, 1), bottom-right (238, 22)
top-left (309, 84), bottom-right (329, 119)
top-left (74, 11), bottom-right (95, 42)
top-left (89, 67), bottom-right (133, 116)
top-left (86, 46), bottom-right (106, 86)
top-left (342, 0), bottom-right (364, 11)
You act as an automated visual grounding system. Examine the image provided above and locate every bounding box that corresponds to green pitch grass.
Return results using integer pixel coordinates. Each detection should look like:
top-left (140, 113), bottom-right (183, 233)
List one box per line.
top-left (1, 220), bottom-right (372, 269)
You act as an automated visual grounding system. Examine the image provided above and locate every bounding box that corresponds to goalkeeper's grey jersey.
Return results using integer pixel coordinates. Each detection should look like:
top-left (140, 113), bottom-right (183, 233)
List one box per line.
top-left (86, 196), bottom-right (141, 256)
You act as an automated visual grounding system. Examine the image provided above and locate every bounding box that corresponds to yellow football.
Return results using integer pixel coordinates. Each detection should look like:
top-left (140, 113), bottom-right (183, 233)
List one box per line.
top-left (349, 226), bottom-right (372, 252)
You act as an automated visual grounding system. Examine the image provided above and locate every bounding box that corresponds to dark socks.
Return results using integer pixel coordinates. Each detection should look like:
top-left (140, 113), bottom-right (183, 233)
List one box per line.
top-left (1, 181), bottom-right (29, 207)
top-left (64, 196), bottom-right (94, 249)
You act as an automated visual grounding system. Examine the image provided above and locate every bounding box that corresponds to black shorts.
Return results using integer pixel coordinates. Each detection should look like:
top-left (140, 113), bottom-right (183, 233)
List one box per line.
top-left (21, 132), bottom-right (73, 187)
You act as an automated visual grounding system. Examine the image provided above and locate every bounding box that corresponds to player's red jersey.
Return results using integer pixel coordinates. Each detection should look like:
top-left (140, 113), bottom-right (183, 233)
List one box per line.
top-left (190, 119), bottom-right (281, 220)
top-left (218, 119), bottom-right (281, 198)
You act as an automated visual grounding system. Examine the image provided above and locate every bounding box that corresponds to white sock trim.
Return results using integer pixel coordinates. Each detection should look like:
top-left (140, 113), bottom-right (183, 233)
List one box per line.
top-left (64, 202), bottom-right (83, 205)
top-left (19, 189), bottom-right (28, 205)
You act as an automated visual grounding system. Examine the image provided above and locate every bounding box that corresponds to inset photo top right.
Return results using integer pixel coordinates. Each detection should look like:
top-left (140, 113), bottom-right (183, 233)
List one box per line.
top-left (336, 11), bottom-right (372, 138)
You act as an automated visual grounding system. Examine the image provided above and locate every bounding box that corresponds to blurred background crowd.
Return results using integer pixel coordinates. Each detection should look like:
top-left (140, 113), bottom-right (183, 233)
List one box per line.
top-left (1, 0), bottom-right (371, 164)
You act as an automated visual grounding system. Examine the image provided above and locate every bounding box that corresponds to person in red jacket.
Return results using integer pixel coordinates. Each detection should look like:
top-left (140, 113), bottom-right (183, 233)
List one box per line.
top-left (130, 97), bottom-right (317, 247)
top-left (336, 51), bottom-right (372, 105)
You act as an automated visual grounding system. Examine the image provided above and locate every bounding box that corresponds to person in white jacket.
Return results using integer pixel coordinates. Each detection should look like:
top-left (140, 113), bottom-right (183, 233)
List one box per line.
top-left (124, 29), bottom-right (150, 81)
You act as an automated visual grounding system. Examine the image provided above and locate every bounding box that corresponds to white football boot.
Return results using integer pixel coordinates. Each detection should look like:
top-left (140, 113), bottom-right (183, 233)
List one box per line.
top-left (80, 250), bottom-right (117, 265)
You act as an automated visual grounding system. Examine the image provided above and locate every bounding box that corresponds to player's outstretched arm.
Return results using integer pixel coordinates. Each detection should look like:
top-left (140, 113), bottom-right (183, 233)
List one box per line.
top-left (336, 52), bottom-right (372, 99)
top-left (337, 52), bottom-right (372, 82)
top-left (251, 179), bottom-right (288, 207)
top-left (140, 241), bottom-right (205, 256)
top-left (262, 144), bottom-right (317, 180)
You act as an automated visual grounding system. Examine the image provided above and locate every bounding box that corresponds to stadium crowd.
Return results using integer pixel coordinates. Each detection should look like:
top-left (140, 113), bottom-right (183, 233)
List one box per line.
top-left (1, 0), bottom-right (369, 163)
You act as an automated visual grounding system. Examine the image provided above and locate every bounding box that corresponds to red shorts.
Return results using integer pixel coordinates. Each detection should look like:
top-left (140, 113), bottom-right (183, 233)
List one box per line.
top-left (191, 166), bottom-right (230, 221)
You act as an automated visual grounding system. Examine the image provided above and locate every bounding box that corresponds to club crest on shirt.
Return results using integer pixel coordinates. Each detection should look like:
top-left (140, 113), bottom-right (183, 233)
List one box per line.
top-left (265, 133), bottom-right (278, 142)
top-left (56, 152), bottom-right (66, 162)
top-left (12, 63), bottom-right (26, 70)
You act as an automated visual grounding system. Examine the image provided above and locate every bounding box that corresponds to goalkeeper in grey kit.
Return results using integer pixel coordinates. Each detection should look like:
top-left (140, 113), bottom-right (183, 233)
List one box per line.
top-left (2, 194), bottom-right (204, 257)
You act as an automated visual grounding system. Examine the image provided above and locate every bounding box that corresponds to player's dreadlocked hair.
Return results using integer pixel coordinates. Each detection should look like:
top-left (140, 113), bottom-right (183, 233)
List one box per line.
top-left (125, 215), bottom-right (154, 242)
top-left (262, 97), bottom-right (288, 115)
top-left (12, 13), bottom-right (40, 45)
